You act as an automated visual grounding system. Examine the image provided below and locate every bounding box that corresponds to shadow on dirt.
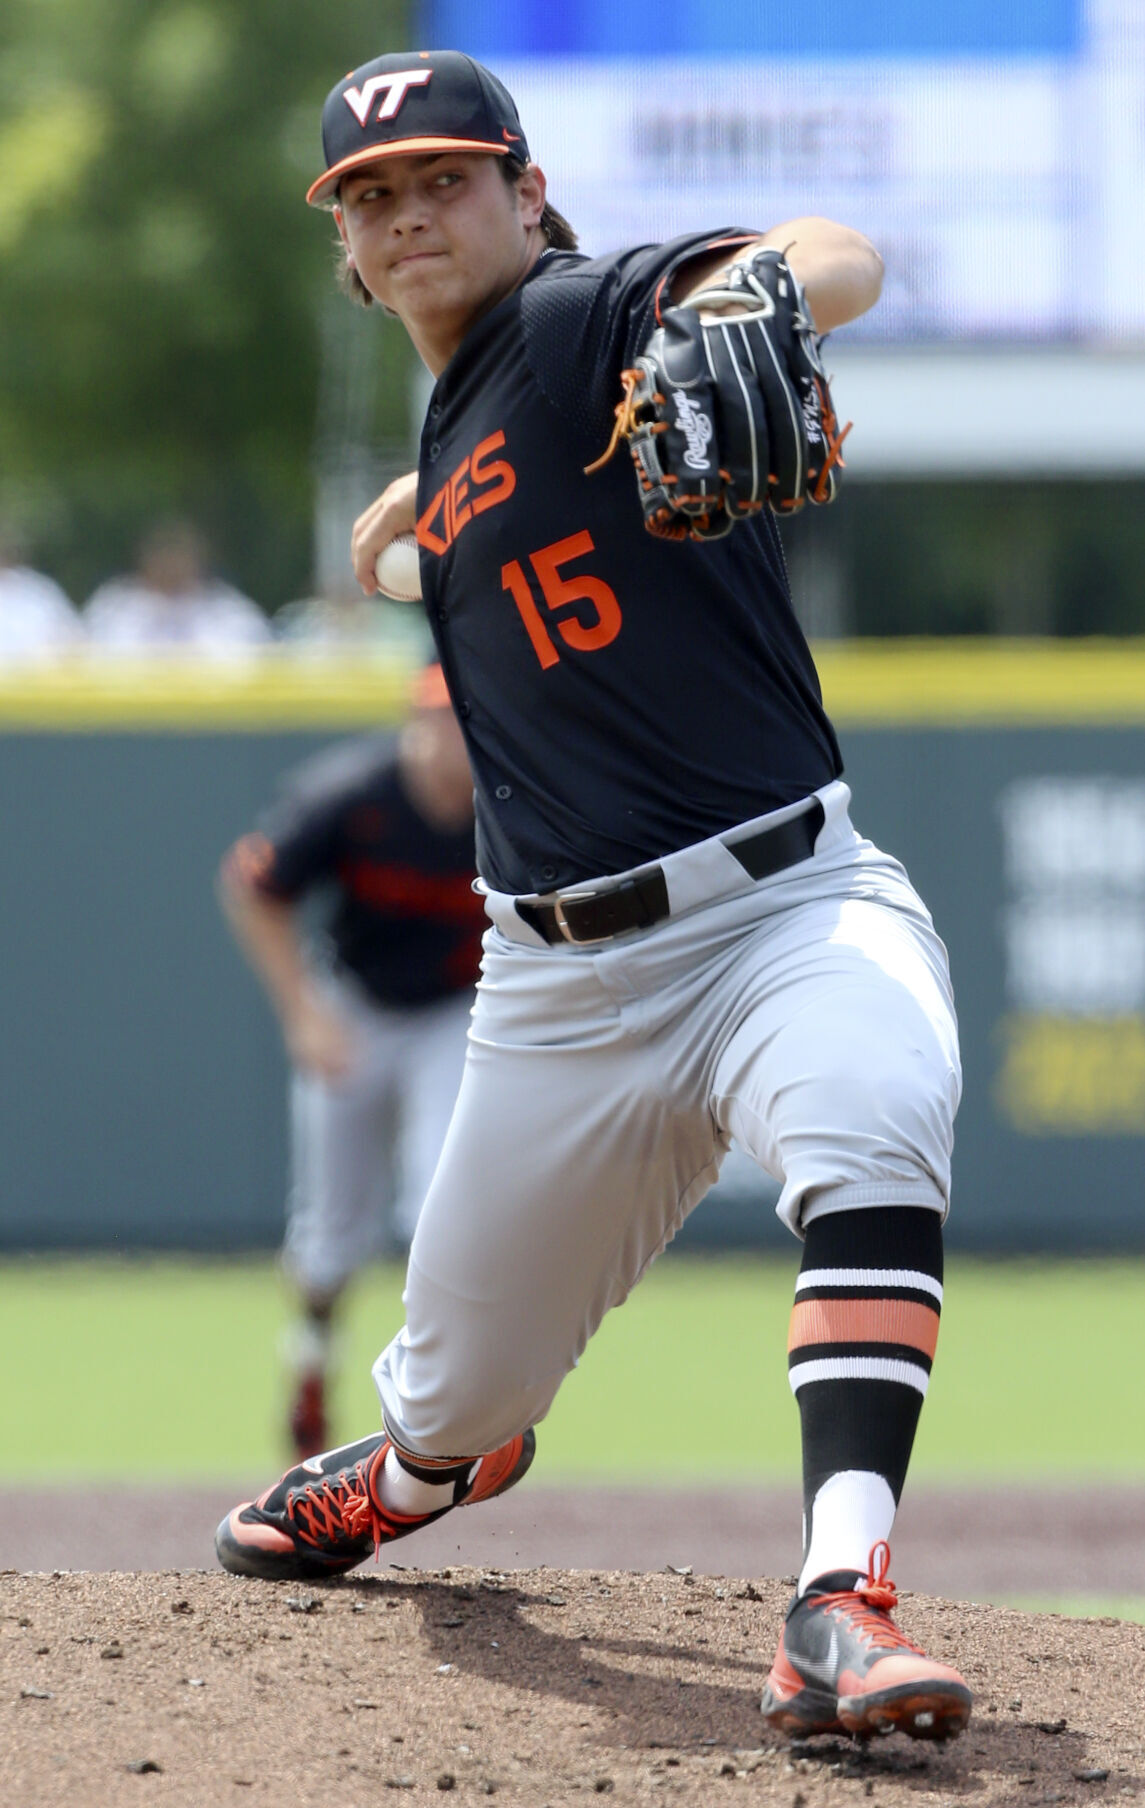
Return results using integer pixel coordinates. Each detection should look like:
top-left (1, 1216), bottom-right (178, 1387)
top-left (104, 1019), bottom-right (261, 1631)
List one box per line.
top-left (316, 1571), bottom-right (1128, 1799)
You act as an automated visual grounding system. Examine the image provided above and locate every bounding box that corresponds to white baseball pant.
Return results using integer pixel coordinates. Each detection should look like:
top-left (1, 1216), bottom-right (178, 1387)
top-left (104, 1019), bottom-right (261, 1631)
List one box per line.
top-left (283, 969), bottom-right (474, 1295)
top-left (372, 780), bottom-right (961, 1457)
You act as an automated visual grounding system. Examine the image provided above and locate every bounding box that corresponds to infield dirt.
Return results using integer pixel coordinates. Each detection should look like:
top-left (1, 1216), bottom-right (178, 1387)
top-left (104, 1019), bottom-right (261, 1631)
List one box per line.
top-left (3, 1565), bottom-right (1140, 1807)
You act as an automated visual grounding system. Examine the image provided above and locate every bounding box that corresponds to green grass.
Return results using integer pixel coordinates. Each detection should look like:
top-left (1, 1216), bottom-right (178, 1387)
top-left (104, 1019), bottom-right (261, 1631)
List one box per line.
top-left (1003, 1597), bottom-right (1145, 1625)
top-left (1, 1253), bottom-right (1143, 1483)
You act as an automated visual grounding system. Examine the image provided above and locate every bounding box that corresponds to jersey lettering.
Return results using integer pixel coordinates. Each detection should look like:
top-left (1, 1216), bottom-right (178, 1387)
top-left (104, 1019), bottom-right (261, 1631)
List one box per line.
top-left (417, 431), bottom-right (516, 556)
top-left (502, 531), bottom-right (623, 670)
top-left (470, 432), bottom-right (516, 513)
top-left (343, 69), bottom-right (432, 128)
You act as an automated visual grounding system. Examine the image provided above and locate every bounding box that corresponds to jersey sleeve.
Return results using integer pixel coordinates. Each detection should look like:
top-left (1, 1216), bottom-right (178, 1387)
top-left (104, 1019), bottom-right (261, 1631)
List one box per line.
top-left (243, 740), bottom-right (392, 901)
top-left (249, 794), bottom-right (343, 899)
top-left (520, 229), bottom-right (758, 446)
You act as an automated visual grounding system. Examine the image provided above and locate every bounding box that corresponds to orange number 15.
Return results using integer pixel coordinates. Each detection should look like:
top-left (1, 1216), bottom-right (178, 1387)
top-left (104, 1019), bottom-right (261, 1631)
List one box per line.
top-left (501, 530), bottom-right (622, 671)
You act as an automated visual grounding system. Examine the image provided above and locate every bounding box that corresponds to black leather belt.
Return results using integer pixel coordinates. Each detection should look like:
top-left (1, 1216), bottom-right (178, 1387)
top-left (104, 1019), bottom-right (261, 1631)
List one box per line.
top-left (515, 799), bottom-right (825, 947)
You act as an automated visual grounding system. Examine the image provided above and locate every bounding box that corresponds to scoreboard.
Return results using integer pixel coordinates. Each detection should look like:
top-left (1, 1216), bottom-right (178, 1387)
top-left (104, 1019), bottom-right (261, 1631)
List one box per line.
top-left (418, 0), bottom-right (1145, 350)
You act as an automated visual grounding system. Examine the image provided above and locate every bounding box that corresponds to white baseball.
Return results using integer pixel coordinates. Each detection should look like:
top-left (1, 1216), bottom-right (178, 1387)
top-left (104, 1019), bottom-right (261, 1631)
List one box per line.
top-left (374, 533), bottom-right (422, 601)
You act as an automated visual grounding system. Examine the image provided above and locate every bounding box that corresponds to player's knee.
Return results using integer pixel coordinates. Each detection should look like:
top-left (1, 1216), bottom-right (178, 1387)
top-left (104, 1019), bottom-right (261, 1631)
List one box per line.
top-left (372, 1324), bottom-right (561, 1459)
top-left (762, 1008), bottom-right (960, 1221)
top-left (379, 1372), bottom-right (551, 1459)
top-left (815, 986), bottom-right (958, 1129)
top-left (828, 1034), bottom-right (958, 1154)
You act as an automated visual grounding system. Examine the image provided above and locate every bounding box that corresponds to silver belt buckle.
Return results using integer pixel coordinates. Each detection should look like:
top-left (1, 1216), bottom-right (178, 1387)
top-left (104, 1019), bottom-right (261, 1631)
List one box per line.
top-left (552, 888), bottom-right (608, 946)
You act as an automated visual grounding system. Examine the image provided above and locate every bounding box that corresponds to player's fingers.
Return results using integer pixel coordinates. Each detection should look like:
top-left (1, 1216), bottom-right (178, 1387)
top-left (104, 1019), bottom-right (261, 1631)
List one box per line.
top-left (350, 472), bottom-right (419, 592)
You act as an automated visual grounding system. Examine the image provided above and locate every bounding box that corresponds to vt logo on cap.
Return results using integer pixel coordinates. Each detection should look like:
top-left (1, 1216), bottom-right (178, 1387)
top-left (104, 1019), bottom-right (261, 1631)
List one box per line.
top-left (307, 49), bottom-right (531, 207)
top-left (343, 69), bottom-right (433, 129)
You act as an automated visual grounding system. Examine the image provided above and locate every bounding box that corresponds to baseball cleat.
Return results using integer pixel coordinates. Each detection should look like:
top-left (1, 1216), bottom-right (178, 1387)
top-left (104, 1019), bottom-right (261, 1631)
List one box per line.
top-left (215, 1428), bottom-right (535, 1582)
top-left (760, 1541), bottom-right (972, 1742)
top-left (287, 1371), bottom-right (330, 1464)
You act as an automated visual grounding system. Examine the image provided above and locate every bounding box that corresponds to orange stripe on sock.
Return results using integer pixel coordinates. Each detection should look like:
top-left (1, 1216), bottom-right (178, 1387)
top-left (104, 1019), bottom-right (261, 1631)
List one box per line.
top-left (787, 1297), bottom-right (940, 1360)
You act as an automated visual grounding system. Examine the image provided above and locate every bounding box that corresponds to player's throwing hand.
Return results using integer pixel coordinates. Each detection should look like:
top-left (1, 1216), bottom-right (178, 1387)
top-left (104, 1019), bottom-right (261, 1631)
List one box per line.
top-left (351, 471), bottom-right (419, 594)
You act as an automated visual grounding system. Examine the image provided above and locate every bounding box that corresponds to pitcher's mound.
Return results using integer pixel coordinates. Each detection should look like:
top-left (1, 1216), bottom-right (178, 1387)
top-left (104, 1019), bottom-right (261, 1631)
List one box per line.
top-left (2, 1567), bottom-right (1140, 1804)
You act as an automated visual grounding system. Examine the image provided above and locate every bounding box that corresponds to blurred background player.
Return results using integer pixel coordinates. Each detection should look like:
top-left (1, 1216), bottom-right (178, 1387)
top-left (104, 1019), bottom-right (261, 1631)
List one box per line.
top-left (0, 517), bottom-right (82, 661)
top-left (273, 577), bottom-right (390, 649)
top-left (85, 518), bottom-right (269, 654)
top-left (219, 664), bottom-right (483, 1458)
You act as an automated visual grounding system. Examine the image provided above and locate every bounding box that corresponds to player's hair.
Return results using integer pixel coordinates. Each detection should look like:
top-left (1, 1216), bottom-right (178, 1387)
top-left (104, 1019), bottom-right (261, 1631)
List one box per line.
top-left (502, 156), bottom-right (579, 255)
top-left (336, 156), bottom-right (578, 308)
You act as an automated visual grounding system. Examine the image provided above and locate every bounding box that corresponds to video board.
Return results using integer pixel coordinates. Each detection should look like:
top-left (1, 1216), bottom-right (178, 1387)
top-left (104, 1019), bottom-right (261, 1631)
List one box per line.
top-left (417, 1), bottom-right (1145, 347)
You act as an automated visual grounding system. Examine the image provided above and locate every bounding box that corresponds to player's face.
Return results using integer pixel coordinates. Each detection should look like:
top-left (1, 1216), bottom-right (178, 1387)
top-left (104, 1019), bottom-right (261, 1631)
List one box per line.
top-left (335, 153), bottom-right (544, 368)
top-left (401, 705), bottom-right (475, 827)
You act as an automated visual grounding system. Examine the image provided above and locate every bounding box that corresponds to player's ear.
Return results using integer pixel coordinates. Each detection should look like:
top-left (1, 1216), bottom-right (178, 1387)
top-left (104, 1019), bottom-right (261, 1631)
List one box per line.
top-left (515, 161), bottom-right (546, 232)
top-left (333, 204), bottom-right (353, 262)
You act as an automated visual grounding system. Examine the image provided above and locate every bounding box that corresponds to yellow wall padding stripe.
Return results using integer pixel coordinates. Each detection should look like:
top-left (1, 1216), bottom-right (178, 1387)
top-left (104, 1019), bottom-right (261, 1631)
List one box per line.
top-left (0, 654), bottom-right (419, 731)
top-left (1, 639), bottom-right (1145, 731)
top-left (815, 639), bottom-right (1145, 727)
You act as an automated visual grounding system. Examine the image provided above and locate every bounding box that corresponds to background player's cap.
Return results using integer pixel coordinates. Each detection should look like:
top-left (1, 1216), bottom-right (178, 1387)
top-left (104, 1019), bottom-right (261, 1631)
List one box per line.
top-left (307, 50), bottom-right (530, 207)
top-left (411, 662), bottom-right (452, 712)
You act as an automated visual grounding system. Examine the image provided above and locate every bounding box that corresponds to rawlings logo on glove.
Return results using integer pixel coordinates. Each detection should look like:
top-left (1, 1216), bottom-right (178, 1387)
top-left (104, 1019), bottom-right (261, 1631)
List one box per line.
top-left (586, 246), bottom-right (851, 542)
top-left (673, 393), bottom-right (715, 470)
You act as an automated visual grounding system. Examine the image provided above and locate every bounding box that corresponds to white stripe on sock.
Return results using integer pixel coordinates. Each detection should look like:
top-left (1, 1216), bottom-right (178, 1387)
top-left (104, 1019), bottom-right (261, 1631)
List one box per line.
top-left (788, 1356), bottom-right (930, 1395)
top-left (795, 1267), bottom-right (943, 1304)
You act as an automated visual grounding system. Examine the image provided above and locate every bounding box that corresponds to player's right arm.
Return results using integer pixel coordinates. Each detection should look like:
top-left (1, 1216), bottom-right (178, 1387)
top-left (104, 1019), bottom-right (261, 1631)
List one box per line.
top-left (350, 468), bottom-right (418, 596)
top-left (218, 838), bottom-right (357, 1081)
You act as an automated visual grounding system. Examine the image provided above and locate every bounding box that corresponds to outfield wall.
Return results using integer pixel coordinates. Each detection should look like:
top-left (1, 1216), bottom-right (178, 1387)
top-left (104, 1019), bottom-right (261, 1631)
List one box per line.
top-left (2, 643), bottom-right (1143, 1254)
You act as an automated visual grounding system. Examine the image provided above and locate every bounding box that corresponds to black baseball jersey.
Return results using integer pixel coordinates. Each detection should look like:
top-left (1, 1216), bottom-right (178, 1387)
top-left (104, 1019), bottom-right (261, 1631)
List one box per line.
top-left (415, 228), bottom-right (843, 898)
top-left (246, 737), bottom-right (484, 1008)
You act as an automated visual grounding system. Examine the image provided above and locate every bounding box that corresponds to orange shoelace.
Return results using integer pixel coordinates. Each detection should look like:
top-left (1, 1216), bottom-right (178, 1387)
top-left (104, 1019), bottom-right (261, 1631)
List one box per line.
top-left (289, 1459), bottom-right (387, 1559)
top-left (815, 1541), bottom-right (923, 1654)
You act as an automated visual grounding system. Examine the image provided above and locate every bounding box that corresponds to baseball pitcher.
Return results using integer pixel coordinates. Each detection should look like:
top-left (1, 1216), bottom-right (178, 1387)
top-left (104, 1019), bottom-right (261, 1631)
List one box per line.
top-left (216, 50), bottom-right (969, 1745)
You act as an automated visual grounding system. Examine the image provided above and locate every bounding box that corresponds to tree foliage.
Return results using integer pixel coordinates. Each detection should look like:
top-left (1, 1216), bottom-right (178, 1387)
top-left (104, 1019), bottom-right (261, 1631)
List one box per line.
top-left (0, 0), bottom-right (411, 606)
top-left (782, 479), bottom-right (1145, 638)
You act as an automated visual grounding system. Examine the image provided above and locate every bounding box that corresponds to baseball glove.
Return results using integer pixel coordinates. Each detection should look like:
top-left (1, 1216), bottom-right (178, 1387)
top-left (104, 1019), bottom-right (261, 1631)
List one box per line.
top-left (586, 245), bottom-right (850, 541)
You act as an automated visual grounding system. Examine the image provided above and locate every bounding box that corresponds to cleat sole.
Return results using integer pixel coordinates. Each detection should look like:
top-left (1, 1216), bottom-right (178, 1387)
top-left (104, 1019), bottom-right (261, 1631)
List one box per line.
top-left (838, 1681), bottom-right (972, 1743)
top-left (760, 1680), bottom-right (844, 1738)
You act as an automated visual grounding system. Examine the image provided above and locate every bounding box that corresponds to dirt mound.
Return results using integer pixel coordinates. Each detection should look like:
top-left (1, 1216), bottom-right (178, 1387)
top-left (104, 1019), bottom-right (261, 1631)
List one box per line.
top-left (2, 1566), bottom-right (1140, 1805)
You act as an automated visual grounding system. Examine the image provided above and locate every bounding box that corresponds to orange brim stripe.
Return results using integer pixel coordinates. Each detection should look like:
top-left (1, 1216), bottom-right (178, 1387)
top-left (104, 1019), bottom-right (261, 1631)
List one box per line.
top-left (788, 1298), bottom-right (940, 1360)
top-left (306, 138), bottom-right (511, 206)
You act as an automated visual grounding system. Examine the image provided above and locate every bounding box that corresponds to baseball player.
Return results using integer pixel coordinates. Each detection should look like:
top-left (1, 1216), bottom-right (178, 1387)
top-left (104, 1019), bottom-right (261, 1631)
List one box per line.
top-left (219, 664), bottom-right (484, 1459)
top-left (86, 519), bottom-right (269, 654)
top-left (217, 51), bottom-right (970, 1745)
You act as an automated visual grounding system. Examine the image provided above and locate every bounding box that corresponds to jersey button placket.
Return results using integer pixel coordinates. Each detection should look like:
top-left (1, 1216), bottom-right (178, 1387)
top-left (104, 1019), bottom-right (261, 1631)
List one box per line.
top-left (495, 785), bottom-right (512, 801)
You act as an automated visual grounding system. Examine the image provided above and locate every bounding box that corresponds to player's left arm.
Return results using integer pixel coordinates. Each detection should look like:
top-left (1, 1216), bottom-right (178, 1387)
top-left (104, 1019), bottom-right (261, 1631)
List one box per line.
top-left (674, 217), bottom-right (883, 333)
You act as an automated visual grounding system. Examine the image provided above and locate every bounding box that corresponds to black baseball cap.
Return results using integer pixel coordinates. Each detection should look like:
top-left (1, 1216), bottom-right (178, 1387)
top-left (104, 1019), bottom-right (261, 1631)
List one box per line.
top-left (307, 49), bottom-right (530, 207)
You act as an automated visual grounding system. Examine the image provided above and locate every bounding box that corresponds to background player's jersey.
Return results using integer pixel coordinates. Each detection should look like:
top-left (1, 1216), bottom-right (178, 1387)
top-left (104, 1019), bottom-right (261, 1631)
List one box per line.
top-left (416, 229), bottom-right (843, 898)
top-left (247, 737), bottom-right (483, 1008)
